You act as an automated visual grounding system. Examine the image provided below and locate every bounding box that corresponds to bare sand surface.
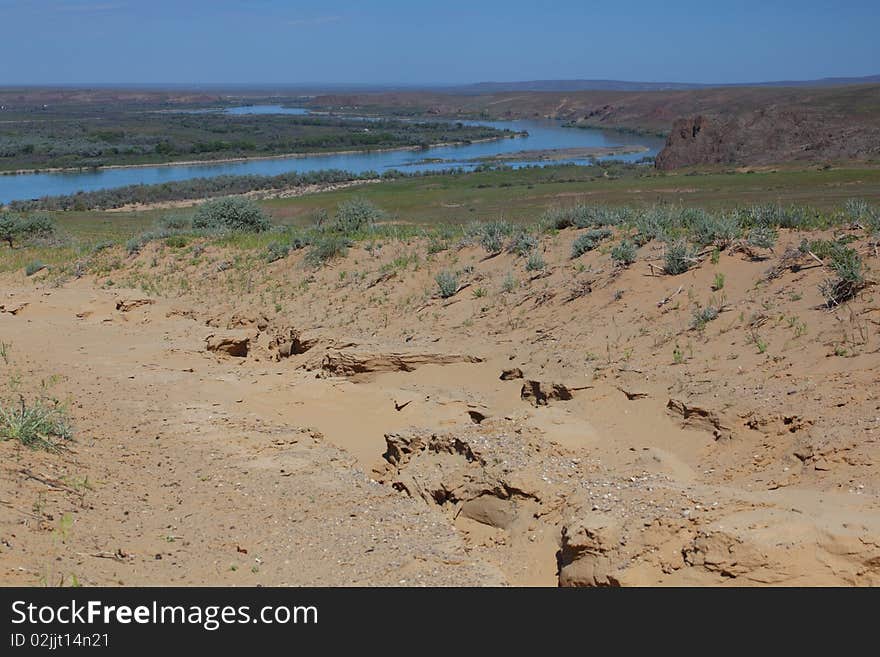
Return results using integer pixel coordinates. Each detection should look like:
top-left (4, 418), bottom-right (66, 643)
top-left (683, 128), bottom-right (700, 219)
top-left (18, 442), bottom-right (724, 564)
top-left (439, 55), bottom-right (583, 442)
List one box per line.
top-left (1, 227), bottom-right (878, 586)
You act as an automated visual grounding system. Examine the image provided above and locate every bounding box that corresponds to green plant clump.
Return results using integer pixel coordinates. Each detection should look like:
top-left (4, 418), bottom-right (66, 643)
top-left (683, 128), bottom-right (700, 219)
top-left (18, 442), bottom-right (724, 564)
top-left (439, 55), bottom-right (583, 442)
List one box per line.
top-left (192, 197), bottom-right (271, 232)
top-left (478, 220), bottom-right (512, 254)
top-left (305, 234), bottom-right (350, 268)
top-left (0, 212), bottom-right (55, 248)
top-left (328, 198), bottom-right (384, 234)
top-left (24, 260), bottom-right (46, 276)
top-left (435, 270), bottom-right (459, 298)
top-left (571, 228), bottom-right (613, 258)
top-left (525, 251), bottom-right (546, 271)
top-left (819, 246), bottom-right (866, 307)
top-left (0, 396), bottom-right (73, 451)
top-left (663, 239), bottom-right (696, 275)
top-left (507, 230), bottom-right (538, 256)
top-left (610, 240), bottom-right (637, 266)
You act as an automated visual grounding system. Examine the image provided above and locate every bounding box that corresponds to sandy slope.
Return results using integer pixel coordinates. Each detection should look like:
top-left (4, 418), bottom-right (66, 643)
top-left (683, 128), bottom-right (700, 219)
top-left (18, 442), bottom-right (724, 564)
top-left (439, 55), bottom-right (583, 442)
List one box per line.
top-left (1, 226), bottom-right (878, 586)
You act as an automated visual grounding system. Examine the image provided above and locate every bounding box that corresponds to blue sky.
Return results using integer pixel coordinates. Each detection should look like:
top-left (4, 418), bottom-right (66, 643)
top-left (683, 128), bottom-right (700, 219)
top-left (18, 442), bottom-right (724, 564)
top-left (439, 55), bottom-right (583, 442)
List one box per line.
top-left (0, 0), bottom-right (877, 85)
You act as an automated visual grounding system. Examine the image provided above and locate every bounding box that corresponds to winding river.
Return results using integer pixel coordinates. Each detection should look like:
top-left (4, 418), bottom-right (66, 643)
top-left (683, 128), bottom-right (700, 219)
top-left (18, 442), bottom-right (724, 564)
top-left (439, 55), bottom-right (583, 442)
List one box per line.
top-left (0, 106), bottom-right (665, 205)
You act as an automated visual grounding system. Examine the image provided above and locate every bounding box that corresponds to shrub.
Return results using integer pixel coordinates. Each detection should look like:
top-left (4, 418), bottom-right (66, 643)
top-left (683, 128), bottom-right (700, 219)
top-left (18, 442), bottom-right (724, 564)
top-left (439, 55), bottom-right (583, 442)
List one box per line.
top-left (427, 236), bottom-right (449, 254)
top-left (328, 198), bottom-right (383, 234)
top-left (686, 210), bottom-right (741, 247)
top-left (747, 225), bottom-right (778, 251)
top-left (819, 246), bottom-right (865, 307)
top-left (691, 301), bottom-right (722, 329)
top-left (864, 207), bottom-right (880, 236)
top-left (264, 242), bottom-right (291, 263)
top-left (0, 396), bottom-right (73, 451)
top-left (501, 272), bottom-right (518, 293)
top-left (305, 234), bottom-right (350, 267)
top-left (540, 205), bottom-right (627, 231)
top-left (610, 240), bottom-right (637, 266)
top-left (478, 220), bottom-right (512, 254)
top-left (435, 270), bottom-right (459, 298)
top-left (663, 239), bottom-right (696, 275)
top-left (507, 231), bottom-right (538, 256)
top-left (0, 212), bottom-right (55, 248)
top-left (800, 238), bottom-right (843, 260)
top-left (164, 234), bottom-right (189, 249)
top-left (712, 272), bottom-right (725, 291)
top-left (525, 251), bottom-right (546, 271)
top-left (634, 207), bottom-right (676, 245)
top-left (539, 206), bottom-right (577, 230)
top-left (126, 235), bottom-right (147, 255)
top-left (844, 198), bottom-right (871, 222)
top-left (25, 260), bottom-right (46, 276)
top-left (311, 208), bottom-right (330, 229)
top-left (571, 228), bottom-right (612, 258)
top-left (192, 197), bottom-right (270, 232)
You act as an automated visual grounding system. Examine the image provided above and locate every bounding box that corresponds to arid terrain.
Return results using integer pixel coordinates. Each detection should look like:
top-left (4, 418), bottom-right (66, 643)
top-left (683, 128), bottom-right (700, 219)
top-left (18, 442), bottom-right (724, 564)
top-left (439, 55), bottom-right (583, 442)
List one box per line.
top-left (2, 204), bottom-right (878, 586)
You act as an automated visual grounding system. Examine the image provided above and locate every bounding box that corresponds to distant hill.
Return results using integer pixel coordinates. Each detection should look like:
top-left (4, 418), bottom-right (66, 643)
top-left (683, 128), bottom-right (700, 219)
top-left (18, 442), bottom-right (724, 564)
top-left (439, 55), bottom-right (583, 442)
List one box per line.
top-left (308, 84), bottom-right (880, 169)
top-left (450, 75), bottom-right (880, 94)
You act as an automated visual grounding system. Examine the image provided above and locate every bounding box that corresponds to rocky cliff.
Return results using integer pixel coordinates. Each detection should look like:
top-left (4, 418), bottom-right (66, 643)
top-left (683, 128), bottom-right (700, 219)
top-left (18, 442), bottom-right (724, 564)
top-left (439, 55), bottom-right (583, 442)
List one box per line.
top-left (655, 107), bottom-right (880, 169)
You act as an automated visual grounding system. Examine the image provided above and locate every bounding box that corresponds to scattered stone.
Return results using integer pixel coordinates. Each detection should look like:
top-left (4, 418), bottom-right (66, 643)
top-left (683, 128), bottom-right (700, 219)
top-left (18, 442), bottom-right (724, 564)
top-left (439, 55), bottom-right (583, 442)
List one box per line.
top-left (617, 386), bottom-right (649, 400)
top-left (558, 513), bottom-right (624, 587)
top-left (115, 297), bottom-right (154, 312)
top-left (0, 302), bottom-right (28, 315)
top-left (500, 367), bottom-right (524, 381)
top-left (269, 328), bottom-right (318, 360)
top-left (458, 496), bottom-right (517, 530)
top-left (521, 380), bottom-right (575, 406)
top-left (467, 409), bottom-right (489, 424)
top-left (318, 349), bottom-right (482, 378)
top-left (205, 332), bottom-right (250, 357)
top-left (666, 398), bottom-right (734, 441)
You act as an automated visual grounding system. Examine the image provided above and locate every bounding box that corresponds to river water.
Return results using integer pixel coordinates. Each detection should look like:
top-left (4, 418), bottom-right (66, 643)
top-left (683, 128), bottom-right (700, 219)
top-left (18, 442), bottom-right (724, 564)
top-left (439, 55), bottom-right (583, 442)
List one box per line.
top-left (0, 106), bottom-right (664, 204)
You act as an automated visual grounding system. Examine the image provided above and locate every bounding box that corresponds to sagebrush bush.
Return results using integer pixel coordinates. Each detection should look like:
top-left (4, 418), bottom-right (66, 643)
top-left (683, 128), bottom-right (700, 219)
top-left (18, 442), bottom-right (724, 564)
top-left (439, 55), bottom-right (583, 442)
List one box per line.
top-left (571, 228), bottom-right (612, 258)
top-left (691, 301), bottom-right (722, 329)
top-left (126, 236), bottom-right (145, 255)
top-left (0, 212), bottom-right (55, 247)
top-left (610, 240), bottom-right (637, 266)
top-left (540, 204), bottom-right (628, 231)
top-left (686, 210), bottom-right (741, 247)
top-left (305, 235), bottom-right (350, 267)
top-left (634, 207), bottom-right (676, 245)
top-left (264, 242), bottom-right (291, 263)
top-left (507, 231), bottom-right (538, 256)
top-left (478, 220), bottom-right (512, 253)
top-left (192, 197), bottom-right (270, 232)
top-left (747, 225), bottom-right (778, 250)
top-left (819, 246), bottom-right (866, 307)
top-left (24, 260), bottom-right (46, 276)
top-left (435, 270), bottom-right (459, 298)
top-left (328, 198), bottom-right (384, 234)
top-left (501, 271), bottom-right (518, 293)
top-left (525, 251), bottom-right (546, 271)
top-left (664, 239), bottom-right (696, 275)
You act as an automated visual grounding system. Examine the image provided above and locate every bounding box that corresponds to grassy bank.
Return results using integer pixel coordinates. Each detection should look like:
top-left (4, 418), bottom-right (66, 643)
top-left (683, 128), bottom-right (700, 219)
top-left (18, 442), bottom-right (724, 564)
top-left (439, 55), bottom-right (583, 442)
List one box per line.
top-left (3, 164), bottom-right (879, 264)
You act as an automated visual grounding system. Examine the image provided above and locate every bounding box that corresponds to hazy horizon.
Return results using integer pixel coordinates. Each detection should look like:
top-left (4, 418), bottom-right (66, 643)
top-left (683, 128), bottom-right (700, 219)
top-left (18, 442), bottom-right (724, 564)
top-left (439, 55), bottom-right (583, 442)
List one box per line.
top-left (3, 74), bottom-right (880, 90)
top-left (1, 0), bottom-right (878, 86)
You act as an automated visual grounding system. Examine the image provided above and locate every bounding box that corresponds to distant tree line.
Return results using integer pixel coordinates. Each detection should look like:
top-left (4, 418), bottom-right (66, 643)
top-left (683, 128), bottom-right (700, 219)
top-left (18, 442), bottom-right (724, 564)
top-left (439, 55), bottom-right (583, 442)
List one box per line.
top-left (4, 167), bottom-right (472, 212)
top-left (0, 111), bottom-right (511, 171)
